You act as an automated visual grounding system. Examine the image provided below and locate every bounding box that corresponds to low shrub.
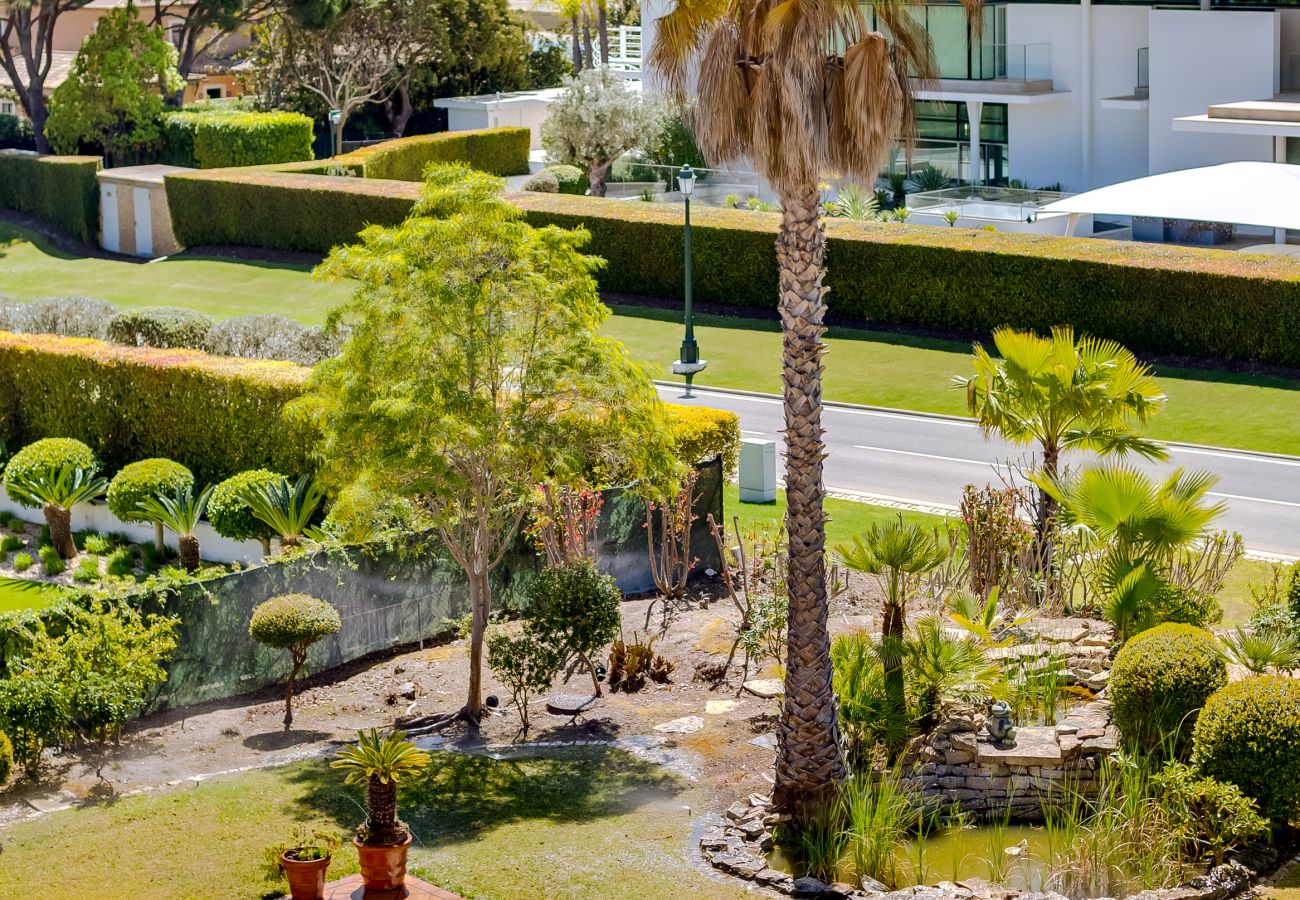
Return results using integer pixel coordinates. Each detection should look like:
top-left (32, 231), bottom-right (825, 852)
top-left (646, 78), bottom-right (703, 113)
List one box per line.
top-left (1192, 675), bottom-right (1300, 826)
top-left (521, 560), bottom-right (622, 697)
top-left (82, 534), bottom-right (109, 555)
top-left (249, 593), bottom-right (341, 729)
top-left (339, 126), bottom-right (530, 180)
top-left (0, 296), bottom-right (117, 339)
top-left (105, 546), bottom-right (135, 577)
top-left (0, 672), bottom-right (64, 771)
top-left (161, 108), bottom-right (314, 169)
top-left (0, 728), bottom-right (11, 783)
top-left (1151, 762), bottom-right (1267, 865)
top-left (665, 403), bottom-right (741, 478)
top-left (1110, 623), bottom-right (1227, 759)
top-left (0, 535), bottom-right (21, 554)
top-left (545, 164), bottom-right (586, 195)
top-left (522, 170), bottom-right (559, 193)
top-left (106, 306), bottom-right (215, 349)
top-left (0, 151), bottom-right (100, 241)
top-left (72, 557), bottom-right (99, 583)
top-left (38, 545), bottom-right (64, 576)
top-left (205, 315), bottom-right (344, 366)
top-left (12, 552), bottom-right (32, 572)
top-left (487, 630), bottom-right (560, 731)
top-left (106, 458), bottom-right (195, 530)
top-left (0, 114), bottom-right (34, 150)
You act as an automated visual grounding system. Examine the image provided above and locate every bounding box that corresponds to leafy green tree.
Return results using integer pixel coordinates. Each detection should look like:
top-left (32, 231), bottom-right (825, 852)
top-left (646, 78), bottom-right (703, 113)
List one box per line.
top-left (955, 327), bottom-right (1167, 549)
top-left (249, 594), bottom-right (341, 729)
top-left (834, 517), bottom-right (947, 752)
top-left (0, 0), bottom-right (95, 152)
top-left (301, 164), bottom-right (679, 724)
top-left (44, 4), bottom-right (184, 164)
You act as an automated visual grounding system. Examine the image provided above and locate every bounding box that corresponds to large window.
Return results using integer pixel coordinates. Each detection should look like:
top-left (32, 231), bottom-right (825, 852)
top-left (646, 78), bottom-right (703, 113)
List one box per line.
top-left (909, 100), bottom-right (1009, 183)
top-left (862, 2), bottom-right (1006, 80)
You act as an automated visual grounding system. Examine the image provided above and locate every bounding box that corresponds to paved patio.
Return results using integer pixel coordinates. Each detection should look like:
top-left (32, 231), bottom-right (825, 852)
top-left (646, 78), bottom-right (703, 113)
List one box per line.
top-left (283, 874), bottom-right (464, 899)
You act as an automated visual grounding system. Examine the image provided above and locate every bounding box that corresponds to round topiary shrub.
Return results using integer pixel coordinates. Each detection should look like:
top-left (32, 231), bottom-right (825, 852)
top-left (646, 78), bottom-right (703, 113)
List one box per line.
top-left (545, 164), bottom-right (586, 195)
top-left (3, 438), bottom-right (97, 491)
top-left (208, 469), bottom-right (282, 552)
top-left (522, 171), bottom-right (560, 193)
top-left (1192, 675), bottom-right (1300, 826)
top-left (1110, 622), bottom-right (1227, 759)
top-left (107, 458), bottom-right (194, 547)
top-left (106, 306), bottom-right (214, 349)
top-left (250, 593), bottom-right (341, 730)
top-left (0, 729), bottom-right (12, 784)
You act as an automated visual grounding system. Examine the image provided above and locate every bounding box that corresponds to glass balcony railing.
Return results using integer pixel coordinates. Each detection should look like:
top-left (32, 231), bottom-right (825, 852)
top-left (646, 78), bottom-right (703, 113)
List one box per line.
top-left (995, 43), bottom-right (1052, 82)
top-left (1136, 47), bottom-right (1150, 90)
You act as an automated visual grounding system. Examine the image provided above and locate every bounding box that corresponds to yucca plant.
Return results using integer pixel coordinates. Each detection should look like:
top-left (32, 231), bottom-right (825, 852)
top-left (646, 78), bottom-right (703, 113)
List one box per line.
top-left (332, 729), bottom-right (432, 846)
top-left (6, 464), bottom-right (107, 558)
top-left (137, 484), bottom-right (214, 572)
top-left (826, 183), bottom-right (879, 221)
top-left (240, 474), bottom-right (324, 552)
top-left (1218, 626), bottom-right (1300, 674)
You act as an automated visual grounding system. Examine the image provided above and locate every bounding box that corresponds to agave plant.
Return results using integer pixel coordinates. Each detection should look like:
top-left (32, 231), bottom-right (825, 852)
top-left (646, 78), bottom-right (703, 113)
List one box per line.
top-left (240, 474), bottom-right (324, 552)
top-left (6, 464), bottom-right (107, 558)
top-left (137, 485), bottom-right (214, 573)
top-left (826, 183), bottom-right (880, 220)
top-left (332, 729), bottom-right (432, 846)
top-left (905, 163), bottom-right (954, 193)
top-left (1218, 626), bottom-right (1300, 674)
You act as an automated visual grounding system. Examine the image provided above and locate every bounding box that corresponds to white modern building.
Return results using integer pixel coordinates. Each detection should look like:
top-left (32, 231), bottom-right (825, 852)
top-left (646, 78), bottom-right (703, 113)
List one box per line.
top-left (637, 0), bottom-right (1300, 193)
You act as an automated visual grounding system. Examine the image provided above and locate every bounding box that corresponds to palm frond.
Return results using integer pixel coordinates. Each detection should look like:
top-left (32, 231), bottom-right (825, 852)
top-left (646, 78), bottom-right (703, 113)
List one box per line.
top-left (240, 474), bottom-right (325, 542)
top-left (138, 484), bottom-right (214, 537)
top-left (5, 463), bottom-right (107, 510)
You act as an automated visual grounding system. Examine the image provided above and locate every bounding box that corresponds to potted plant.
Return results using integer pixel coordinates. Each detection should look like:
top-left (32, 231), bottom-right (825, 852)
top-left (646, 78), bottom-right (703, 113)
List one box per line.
top-left (331, 729), bottom-right (431, 890)
top-left (266, 827), bottom-right (338, 900)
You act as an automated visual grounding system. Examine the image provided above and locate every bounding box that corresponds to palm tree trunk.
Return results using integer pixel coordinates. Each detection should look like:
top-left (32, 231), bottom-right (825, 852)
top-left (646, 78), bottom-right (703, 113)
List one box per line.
top-left (366, 774), bottom-right (403, 845)
top-left (571, 15), bottom-right (582, 73)
top-left (45, 504), bottom-right (76, 559)
top-left (880, 599), bottom-right (907, 750)
top-left (154, 521), bottom-right (165, 552)
top-left (582, 14), bottom-right (594, 70)
top-left (1035, 441), bottom-right (1060, 580)
top-left (178, 533), bottom-right (200, 573)
top-left (771, 185), bottom-right (847, 823)
top-left (598, 4), bottom-right (609, 64)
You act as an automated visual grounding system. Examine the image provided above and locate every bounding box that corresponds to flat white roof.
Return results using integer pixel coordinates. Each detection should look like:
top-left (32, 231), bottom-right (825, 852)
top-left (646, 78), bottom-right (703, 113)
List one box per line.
top-left (1039, 162), bottom-right (1300, 231)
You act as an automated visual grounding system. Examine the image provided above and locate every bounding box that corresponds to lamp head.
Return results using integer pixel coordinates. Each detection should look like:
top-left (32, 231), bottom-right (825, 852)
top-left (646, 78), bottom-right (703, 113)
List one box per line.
top-left (328, 109), bottom-right (342, 126)
top-left (678, 165), bottom-right (696, 197)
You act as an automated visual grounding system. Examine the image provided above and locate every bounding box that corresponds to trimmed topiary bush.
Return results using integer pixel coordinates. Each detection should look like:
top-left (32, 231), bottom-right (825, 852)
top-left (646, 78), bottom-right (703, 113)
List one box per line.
top-left (0, 152), bottom-right (101, 241)
top-left (107, 458), bottom-right (194, 549)
top-left (107, 306), bottom-right (214, 349)
top-left (3, 437), bottom-right (96, 488)
top-left (1110, 623), bottom-right (1227, 759)
top-left (665, 402), bottom-right (741, 478)
top-left (161, 108), bottom-right (314, 169)
top-left (545, 164), bottom-right (585, 195)
top-left (208, 469), bottom-right (282, 553)
top-left (4, 438), bottom-right (104, 558)
top-left (522, 170), bottom-right (559, 193)
top-left (338, 126), bottom-right (530, 180)
top-left (249, 593), bottom-right (341, 730)
top-left (1192, 675), bottom-right (1300, 826)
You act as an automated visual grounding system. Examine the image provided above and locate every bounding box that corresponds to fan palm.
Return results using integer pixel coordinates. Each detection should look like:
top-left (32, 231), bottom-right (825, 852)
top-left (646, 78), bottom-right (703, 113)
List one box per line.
top-left (332, 729), bottom-right (432, 846)
top-left (6, 464), bottom-right (107, 559)
top-left (955, 327), bottom-right (1167, 552)
top-left (137, 485), bottom-right (214, 573)
top-left (1036, 465), bottom-right (1225, 640)
top-left (240, 474), bottom-right (324, 552)
top-left (1218, 626), bottom-right (1300, 674)
top-left (835, 516), bottom-right (947, 752)
top-left (650, 0), bottom-right (979, 818)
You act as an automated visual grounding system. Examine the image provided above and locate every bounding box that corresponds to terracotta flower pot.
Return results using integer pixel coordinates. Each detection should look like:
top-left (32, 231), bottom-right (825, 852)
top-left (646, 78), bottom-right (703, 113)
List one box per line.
top-left (354, 833), bottom-right (412, 890)
top-left (281, 849), bottom-right (331, 900)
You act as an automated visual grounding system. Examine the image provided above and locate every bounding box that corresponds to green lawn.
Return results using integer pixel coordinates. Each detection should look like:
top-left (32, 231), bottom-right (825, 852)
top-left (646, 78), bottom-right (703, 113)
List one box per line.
top-left (0, 576), bottom-right (73, 613)
top-left (5, 221), bottom-right (1300, 454)
top-left (0, 749), bottom-right (748, 900)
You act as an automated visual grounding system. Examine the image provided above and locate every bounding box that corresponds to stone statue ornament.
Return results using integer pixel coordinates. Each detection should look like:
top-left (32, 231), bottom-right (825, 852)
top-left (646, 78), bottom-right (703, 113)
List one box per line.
top-left (986, 699), bottom-right (1017, 747)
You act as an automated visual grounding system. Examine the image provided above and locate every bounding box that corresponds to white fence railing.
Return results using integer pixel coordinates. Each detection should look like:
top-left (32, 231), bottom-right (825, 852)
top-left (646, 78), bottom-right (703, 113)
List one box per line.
top-left (598, 26), bottom-right (642, 72)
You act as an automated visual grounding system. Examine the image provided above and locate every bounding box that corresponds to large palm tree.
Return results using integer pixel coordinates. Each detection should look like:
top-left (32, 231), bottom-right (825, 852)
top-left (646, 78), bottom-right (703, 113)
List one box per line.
top-left (955, 326), bottom-right (1167, 551)
top-left (650, 0), bottom-right (978, 819)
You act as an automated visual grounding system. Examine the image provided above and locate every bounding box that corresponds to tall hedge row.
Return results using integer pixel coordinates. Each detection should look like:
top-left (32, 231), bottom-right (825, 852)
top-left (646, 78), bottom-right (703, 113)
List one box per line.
top-left (339, 126), bottom-right (531, 180)
top-left (0, 332), bottom-right (740, 488)
top-left (161, 109), bottom-right (315, 169)
top-left (165, 167), bottom-right (419, 251)
top-left (0, 332), bottom-right (315, 484)
top-left (0, 151), bottom-right (101, 242)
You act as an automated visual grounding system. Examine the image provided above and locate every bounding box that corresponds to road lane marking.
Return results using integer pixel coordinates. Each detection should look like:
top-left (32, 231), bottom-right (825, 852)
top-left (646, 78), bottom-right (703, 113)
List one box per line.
top-left (852, 445), bottom-right (1008, 467)
top-left (662, 387), bottom-right (981, 429)
top-left (1174, 446), bottom-right (1300, 468)
top-left (1208, 491), bottom-right (1300, 509)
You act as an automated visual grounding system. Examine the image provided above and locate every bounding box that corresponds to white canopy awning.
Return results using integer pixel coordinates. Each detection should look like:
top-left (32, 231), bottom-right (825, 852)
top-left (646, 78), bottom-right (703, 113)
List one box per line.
top-left (1039, 162), bottom-right (1300, 231)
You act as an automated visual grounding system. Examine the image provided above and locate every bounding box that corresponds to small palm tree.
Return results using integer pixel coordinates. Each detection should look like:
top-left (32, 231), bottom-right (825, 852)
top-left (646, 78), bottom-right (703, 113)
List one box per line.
top-left (955, 327), bottom-right (1167, 552)
top-left (1037, 465), bottom-right (1225, 640)
top-left (137, 485), bottom-right (214, 573)
top-left (907, 616), bottom-right (1006, 730)
top-left (332, 729), bottom-right (432, 847)
top-left (6, 464), bottom-right (107, 558)
top-left (1218, 626), bottom-right (1300, 674)
top-left (835, 516), bottom-right (947, 745)
top-left (240, 475), bottom-right (324, 552)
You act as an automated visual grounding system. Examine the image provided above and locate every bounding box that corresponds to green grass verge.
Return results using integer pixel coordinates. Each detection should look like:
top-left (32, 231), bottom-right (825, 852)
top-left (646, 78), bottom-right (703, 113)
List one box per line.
top-left (0, 748), bottom-right (745, 900)
top-left (0, 575), bottom-right (73, 613)
top-left (5, 221), bottom-right (1300, 455)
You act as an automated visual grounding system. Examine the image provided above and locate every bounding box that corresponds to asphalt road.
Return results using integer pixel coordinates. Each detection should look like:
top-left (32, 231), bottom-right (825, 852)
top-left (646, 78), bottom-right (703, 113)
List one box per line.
top-left (659, 383), bottom-right (1300, 558)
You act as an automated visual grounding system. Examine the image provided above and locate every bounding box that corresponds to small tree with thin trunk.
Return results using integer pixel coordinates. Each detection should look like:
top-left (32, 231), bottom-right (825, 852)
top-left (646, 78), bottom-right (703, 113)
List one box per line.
top-left (249, 594), bottom-right (341, 730)
top-left (3, 439), bottom-right (105, 559)
top-left (540, 66), bottom-right (660, 197)
top-left (299, 164), bottom-right (680, 727)
top-left (107, 459), bottom-right (194, 552)
top-left (208, 469), bottom-right (281, 556)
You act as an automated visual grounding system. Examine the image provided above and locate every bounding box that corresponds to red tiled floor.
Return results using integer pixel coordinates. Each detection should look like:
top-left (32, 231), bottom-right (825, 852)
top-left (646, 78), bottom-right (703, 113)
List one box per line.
top-left (285, 874), bottom-right (464, 900)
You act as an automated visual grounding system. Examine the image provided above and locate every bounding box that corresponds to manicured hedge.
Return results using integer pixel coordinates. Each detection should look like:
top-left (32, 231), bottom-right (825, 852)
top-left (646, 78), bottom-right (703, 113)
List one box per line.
top-left (161, 109), bottom-right (314, 169)
top-left (0, 333), bottom-right (737, 489)
top-left (0, 151), bottom-right (100, 242)
top-left (0, 332), bottom-right (315, 485)
top-left (339, 127), bottom-right (531, 180)
top-left (165, 166), bottom-right (419, 252)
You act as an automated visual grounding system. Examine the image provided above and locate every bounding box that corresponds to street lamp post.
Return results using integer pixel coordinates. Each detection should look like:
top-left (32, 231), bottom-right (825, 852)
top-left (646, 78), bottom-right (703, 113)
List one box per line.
top-left (672, 164), bottom-right (707, 398)
top-left (328, 109), bottom-right (343, 158)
